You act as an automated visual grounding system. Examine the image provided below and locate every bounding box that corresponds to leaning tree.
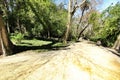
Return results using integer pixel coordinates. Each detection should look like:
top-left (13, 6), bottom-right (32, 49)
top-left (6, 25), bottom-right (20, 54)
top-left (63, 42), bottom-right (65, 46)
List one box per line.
top-left (63, 0), bottom-right (102, 43)
top-left (63, 0), bottom-right (90, 43)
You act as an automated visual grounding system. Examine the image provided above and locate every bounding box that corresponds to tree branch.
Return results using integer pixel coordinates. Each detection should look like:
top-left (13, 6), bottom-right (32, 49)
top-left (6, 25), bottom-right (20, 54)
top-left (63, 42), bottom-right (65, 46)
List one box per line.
top-left (71, 2), bottom-right (79, 15)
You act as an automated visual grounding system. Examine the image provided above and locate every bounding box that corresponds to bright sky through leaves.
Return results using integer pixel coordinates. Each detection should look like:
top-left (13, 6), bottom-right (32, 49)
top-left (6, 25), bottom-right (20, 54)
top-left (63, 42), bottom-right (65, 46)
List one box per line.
top-left (54, 0), bottom-right (120, 11)
top-left (98, 0), bottom-right (120, 11)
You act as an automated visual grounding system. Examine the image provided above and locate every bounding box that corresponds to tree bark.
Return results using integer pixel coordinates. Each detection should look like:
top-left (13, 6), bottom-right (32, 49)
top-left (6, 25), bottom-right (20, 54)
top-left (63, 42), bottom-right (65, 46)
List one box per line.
top-left (0, 15), bottom-right (13, 56)
top-left (77, 23), bottom-right (89, 40)
top-left (17, 18), bottom-right (22, 33)
top-left (113, 34), bottom-right (120, 52)
top-left (0, 34), bottom-right (3, 55)
top-left (76, 6), bottom-right (86, 37)
top-left (63, 0), bottom-right (72, 44)
top-left (0, 33), bottom-right (6, 56)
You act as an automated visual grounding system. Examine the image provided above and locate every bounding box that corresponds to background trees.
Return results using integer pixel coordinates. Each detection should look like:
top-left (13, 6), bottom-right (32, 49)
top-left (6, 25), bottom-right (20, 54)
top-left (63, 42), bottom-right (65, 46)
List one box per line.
top-left (0, 0), bottom-right (67, 39)
top-left (0, 0), bottom-right (67, 55)
top-left (63, 0), bottom-right (103, 43)
top-left (0, 0), bottom-right (119, 55)
top-left (89, 2), bottom-right (120, 47)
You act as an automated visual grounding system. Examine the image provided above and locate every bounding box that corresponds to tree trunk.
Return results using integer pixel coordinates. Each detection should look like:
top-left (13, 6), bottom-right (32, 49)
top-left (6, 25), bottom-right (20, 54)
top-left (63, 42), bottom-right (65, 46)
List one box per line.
top-left (76, 6), bottom-right (86, 37)
top-left (77, 23), bottom-right (89, 40)
top-left (0, 15), bottom-right (13, 56)
top-left (113, 34), bottom-right (120, 52)
top-left (3, 0), bottom-right (10, 34)
top-left (0, 33), bottom-right (6, 56)
top-left (0, 34), bottom-right (3, 55)
top-left (63, 0), bottom-right (72, 44)
top-left (17, 18), bottom-right (22, 33)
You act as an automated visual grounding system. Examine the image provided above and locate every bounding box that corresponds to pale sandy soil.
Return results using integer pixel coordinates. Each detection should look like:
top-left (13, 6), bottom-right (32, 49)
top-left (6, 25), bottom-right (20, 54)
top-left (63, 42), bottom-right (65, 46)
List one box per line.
top-left (0, 41), bottom-right (120, 80)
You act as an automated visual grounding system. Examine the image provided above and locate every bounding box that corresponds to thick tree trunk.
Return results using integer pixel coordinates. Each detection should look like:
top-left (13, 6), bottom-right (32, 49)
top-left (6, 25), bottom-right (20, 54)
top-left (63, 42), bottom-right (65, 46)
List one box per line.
top-left (0, 15), bottom-right (13, 56)
top-left (63, 23), bottom-right (71, 44)
top-left (63, 0), bottom-right (72, 44)
top-left (113, 34), bottom-right (120, 52)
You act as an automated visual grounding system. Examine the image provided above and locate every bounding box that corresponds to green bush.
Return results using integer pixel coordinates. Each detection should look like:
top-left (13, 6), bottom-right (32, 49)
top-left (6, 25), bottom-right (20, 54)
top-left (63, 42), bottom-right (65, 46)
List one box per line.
top-left (10, 33), bottom-right (24, 44)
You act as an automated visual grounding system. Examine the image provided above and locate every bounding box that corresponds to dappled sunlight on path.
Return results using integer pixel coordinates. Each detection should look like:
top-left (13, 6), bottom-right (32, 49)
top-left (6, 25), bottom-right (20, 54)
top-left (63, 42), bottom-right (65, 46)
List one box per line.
top-left (0, 41), bottom-right (120, 80)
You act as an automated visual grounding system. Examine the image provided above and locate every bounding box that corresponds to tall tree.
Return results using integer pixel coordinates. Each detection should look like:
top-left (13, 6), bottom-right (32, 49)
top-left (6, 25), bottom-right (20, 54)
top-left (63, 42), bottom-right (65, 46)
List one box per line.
top-left (63, 0), bottom-right (73, 44)
top-left (63, 0), bottom-right (102, 43)
top-left (0, 13), bottom-right (13, 56)
top-left (63, 0), bottom-right (83, 43)
top-left (77, 0), bottom-right (90, 40)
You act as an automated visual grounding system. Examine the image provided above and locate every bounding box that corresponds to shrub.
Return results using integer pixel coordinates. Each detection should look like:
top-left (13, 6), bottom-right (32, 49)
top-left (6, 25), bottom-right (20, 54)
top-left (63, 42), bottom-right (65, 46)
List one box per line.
top-left (10, 33), bottom-right (24, 44)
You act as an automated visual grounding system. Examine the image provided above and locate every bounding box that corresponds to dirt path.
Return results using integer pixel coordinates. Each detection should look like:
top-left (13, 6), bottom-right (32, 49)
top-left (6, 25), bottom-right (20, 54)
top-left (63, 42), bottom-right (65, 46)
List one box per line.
top-left (0, 41), bottom-right (120, 80)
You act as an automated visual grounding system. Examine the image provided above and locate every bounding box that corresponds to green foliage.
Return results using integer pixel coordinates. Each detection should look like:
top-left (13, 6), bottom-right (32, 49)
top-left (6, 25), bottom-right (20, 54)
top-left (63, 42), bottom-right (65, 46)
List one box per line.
top-left (1, 0), bottom-right (67, 40)
top-left (27, 0), bottom-right (67, 38)
top-left (89, 2), bottom-right (120, 47)
top-left (3, 0), bottom-right (119, 47)
top-left (100, 2), bottom-right (120, 46)
top-left (11, 32), bottom-right (24, 44)
top-left (88, 11), bottom-right (101, 36)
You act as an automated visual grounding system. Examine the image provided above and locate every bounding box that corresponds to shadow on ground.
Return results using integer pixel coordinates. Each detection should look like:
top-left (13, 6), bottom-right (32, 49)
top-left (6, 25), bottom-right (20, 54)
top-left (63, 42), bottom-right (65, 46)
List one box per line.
top-left (12, 40), bottom-right (68, 54)
top-left (108, 49), bottom-right (120, 57)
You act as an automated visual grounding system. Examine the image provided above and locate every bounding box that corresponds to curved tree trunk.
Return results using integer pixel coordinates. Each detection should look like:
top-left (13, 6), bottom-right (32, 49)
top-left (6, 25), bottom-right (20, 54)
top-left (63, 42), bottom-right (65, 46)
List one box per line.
top-left (0, 15), bottom-right (13, 56)
top-left (113, 34), bottom-right (120, 52)
top-left (76, 6), bottom-right (86, 32)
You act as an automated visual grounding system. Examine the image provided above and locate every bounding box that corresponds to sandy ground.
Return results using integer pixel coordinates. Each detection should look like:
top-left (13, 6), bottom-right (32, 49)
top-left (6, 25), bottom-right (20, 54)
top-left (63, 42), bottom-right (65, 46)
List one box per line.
top-left (0, 41), bottom-right (120, 80)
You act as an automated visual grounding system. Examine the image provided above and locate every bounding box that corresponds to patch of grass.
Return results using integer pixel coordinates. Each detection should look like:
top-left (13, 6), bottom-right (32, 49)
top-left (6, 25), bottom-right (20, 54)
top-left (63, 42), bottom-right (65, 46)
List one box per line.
top-left (11, 37), bottom-right (69, 54)
top-left (11, 39), bottom-right (67, 54)
top-left (11, 39), bottom-right (52, 46)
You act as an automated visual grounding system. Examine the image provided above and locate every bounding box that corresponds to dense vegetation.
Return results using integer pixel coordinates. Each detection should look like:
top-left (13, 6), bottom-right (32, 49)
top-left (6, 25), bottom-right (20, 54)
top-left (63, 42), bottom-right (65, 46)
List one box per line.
top-left (0, 0), bottom-right (120, 55)
top-left (0, 0), bottom-right (67, 40)
top-left (89, 2), bottom-right (120, 47)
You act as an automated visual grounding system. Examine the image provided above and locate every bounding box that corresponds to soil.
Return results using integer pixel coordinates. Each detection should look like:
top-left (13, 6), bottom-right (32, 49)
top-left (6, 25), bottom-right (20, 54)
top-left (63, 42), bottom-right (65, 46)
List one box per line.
top-left (0, 41), bottom-right (120, 80)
